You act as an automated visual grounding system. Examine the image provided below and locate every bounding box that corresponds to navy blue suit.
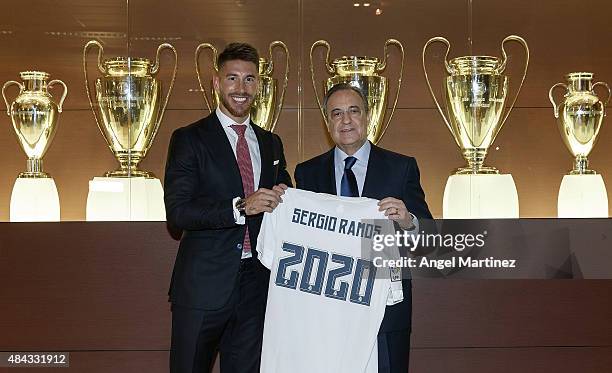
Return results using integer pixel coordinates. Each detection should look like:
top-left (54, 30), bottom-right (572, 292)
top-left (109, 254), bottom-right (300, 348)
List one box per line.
top-left (294, 143), bottom-right (432, 373)
top-left (164, 112), bottom-right (292, 373)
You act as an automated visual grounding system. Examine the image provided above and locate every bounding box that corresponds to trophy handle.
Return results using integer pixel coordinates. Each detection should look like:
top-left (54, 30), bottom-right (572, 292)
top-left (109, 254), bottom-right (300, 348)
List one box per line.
top-left (2, 80), bottom-right (24, 115)
top-left (268, 40), bottom-right (290, 132)
top-left (496, 35), bottom-right (530, 131)
top-left (83, 40), bottom-right (107, 133)
top-left (195, 43), bottom-right (218, 112)
top-left (376, 38), bottom-right (404, 141)
top-left (422, 36), bottom-right (454, 135)
top-left (593, 82), bottom-right (611, 112)
top-left (48, 79), bottom-right (68, 113)
top-left (150, 43), bottom-right (178, 139)
top-left (310, 40), bottom-right (334, 120)
top-left (548, 83), bottom-right (568, 118)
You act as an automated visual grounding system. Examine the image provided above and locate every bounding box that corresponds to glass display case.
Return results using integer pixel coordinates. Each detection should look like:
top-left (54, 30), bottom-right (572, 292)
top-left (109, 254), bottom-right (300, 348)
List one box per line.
top-left (0, 0), bottom-right (610, 221)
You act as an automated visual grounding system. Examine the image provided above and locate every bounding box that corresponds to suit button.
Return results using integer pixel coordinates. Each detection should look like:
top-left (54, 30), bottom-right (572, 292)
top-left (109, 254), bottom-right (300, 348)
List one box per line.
top-left (237, 243), bottom-right (243, 250)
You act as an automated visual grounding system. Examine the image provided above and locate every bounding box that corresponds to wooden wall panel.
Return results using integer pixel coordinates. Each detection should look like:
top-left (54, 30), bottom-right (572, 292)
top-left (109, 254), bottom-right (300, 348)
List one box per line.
top-left (0, 0), bottom-right (128, 111)
top-left (127, 0), bottom-right (301, 110)
top-left (2, 351), bottom-right (169, 373)
top-left (0, 223), bottom-right (175, 350)
top-left (2, 223), bottom-right (612, 349)
top-left (4, 348), bottom-right (612, 373)
top-left (412, 280), bottom-right (612, 348)
top-left (410, 347), bottom-right (612, 373)
top-left (303, 0), bottom-right (471, 110)
top-left (471, 0), bottom-right (612, 108)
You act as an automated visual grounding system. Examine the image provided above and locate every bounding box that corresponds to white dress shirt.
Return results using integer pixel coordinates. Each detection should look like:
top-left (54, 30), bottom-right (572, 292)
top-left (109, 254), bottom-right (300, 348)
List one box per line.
top-left (333, 141), bottom-right (418, 232)
top-left (216, 107), bottom-right (261, 188)
top-left (216, 107), bottom-right (261, 258)
top-left (333, 140), bottom-right (371, 196)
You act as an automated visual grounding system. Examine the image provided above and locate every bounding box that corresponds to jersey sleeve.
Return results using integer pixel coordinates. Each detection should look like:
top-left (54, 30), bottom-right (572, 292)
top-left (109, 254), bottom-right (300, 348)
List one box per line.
top-left (256, 209), bottom-right (277, 269)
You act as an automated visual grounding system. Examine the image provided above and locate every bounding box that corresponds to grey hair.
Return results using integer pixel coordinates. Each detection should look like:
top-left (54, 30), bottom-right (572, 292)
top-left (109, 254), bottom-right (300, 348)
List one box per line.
top-left (322, 83), bottom-right (369, 118)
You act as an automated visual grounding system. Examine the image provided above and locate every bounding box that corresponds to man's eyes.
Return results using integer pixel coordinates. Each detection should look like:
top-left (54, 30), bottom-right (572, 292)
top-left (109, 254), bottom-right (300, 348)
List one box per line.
top-left (226, 76), bottom-right (256, 83)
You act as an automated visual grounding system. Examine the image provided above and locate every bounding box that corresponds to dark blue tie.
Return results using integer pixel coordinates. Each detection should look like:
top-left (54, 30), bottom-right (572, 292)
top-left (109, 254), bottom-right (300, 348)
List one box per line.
top-left (340, 156), bottom-right (359, 197)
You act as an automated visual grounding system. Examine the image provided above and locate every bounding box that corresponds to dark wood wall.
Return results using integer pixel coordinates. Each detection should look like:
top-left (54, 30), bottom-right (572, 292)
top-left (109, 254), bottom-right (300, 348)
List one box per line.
top-left (1, 222), bottom-right (612, 372)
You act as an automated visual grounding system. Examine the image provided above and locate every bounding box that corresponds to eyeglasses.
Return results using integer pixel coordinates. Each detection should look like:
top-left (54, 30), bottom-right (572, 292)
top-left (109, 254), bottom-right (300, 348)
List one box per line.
top-left (329, 107), bottom-right (363, 121)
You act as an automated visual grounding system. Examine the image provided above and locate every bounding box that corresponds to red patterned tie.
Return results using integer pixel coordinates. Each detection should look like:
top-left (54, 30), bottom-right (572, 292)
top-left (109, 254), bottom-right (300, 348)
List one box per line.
top-left (230, 124), bottom-right (254, 252)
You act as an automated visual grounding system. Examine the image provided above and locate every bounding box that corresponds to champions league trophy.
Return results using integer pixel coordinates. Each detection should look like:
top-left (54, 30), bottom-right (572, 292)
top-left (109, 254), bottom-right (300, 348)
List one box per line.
top-left (195, 41), bottom-right (290, 132)
top-left (423, 35), bottom-right (529, 218)
top-left (550, 72), bottom-right (610, 217)
top-left (83, 40), bottom-right (177, 220)
top-left (309, 39), bottom-right (404, 144)
top-left (3, 71), bottom-right (67, 221)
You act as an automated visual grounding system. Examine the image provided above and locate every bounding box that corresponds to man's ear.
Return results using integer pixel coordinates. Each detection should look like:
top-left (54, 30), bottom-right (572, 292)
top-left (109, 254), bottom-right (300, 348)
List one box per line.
top-left (212, 74), bottom-right (220, 94)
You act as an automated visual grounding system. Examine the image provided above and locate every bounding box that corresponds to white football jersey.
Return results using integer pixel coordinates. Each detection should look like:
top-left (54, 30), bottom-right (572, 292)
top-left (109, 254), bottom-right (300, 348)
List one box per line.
top-left (257, 188), bottom-right (402, 373)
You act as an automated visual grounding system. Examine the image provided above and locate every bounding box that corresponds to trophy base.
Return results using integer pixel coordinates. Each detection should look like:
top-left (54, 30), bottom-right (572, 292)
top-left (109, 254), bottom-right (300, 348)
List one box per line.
top-left (454, 166), bottom-right (499, 175)
top-left (569, 156), bottom-right (596, 175)
top-left (86, 177), bottom-right (165, 221)
top-left (103, 169), bottom-right (157, 179)
top-left (443, 174), bottom-right (519, 219)
top-left (558, 174), bottom-right (608, 218)
top-left (10, 177), bottom-right (60, 222)
top-left (17, 171), bottom-right (51, 179)
top-left (569, 169), bottom-right (597, 175)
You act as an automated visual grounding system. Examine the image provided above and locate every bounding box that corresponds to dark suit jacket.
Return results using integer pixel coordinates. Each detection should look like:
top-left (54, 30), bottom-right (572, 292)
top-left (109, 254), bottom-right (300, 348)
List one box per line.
top-left (294, 142), bottom-right (432, 332)
top-left (164, 112), bottom-right (292, 310)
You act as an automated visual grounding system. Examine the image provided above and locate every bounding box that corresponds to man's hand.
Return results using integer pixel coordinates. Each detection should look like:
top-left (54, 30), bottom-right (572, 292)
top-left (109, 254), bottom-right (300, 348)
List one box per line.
top-left (244, 184), bottom-right (288, 215)
top-left (378, 197), bottom-right (415, 230)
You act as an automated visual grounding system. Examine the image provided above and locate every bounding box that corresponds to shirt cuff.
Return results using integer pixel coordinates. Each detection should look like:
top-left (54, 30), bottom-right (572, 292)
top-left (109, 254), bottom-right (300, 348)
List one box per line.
top-left (404, 212), bottom-right (419, 234)
top-left (232, 196), bottom-right (245, 225)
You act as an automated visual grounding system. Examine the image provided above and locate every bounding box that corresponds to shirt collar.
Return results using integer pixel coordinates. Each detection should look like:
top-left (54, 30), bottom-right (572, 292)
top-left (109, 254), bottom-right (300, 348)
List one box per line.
top-left (334, 140), bottom-right (371, 166)
top-left (216, 107), bottom-right (251, 128)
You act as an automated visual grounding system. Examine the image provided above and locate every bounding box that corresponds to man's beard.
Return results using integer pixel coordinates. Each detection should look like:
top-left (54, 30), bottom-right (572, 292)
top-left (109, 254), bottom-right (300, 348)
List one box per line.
top-left (220, 93), bottom-right (253, 118)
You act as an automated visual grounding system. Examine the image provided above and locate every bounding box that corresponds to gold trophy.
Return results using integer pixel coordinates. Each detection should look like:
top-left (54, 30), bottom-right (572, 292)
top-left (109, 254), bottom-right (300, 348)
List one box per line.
top-left (83, 40), bottom-right (177, 177)
top-left (423, 36), bottom-right (529, 174)
top-left (3, 71), bottom-right (67, 178)
top-left (310, 39), bottom-right (404, 145)
top-left (549, 73), bottom-right (610, 174)
top-left (195, 41), bottom-right (290, 132)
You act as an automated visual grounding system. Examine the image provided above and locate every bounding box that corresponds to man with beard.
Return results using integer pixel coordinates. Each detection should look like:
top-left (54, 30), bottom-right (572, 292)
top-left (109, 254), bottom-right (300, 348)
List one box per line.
top-left (294, 83), bottom-right (432, 373)
top-left (164, 43), bottom-right (292, 373)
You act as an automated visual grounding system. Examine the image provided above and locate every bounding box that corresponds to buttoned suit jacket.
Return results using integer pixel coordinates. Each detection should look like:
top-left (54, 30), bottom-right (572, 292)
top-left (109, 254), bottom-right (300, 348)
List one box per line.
top-left (294, 142), bottom-right (432, 332)
top-left (164, 112), bottom-right (292, 310)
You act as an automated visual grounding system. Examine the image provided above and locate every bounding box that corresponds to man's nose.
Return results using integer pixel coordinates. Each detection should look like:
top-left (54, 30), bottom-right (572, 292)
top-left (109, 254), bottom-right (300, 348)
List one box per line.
top-left (341, 111), bottom-right (352, 123)
top-left (237, 79), bottom-right (246, 91)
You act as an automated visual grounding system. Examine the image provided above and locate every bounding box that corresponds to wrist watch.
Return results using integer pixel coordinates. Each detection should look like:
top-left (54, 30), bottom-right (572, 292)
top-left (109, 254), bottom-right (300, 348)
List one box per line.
top-left (235, 198), bottom-right (246, 217)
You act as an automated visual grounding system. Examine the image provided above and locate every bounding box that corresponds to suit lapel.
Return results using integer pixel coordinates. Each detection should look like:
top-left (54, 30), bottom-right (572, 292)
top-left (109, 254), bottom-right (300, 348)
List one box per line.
top-left (252, 123), bottom-right (273, 189)
top-left (322, 149), bottom-right (337, 195)
top-left (362, 143), bottom-right (380, 198)
top-left (199, 113), bottom-right (244, 197)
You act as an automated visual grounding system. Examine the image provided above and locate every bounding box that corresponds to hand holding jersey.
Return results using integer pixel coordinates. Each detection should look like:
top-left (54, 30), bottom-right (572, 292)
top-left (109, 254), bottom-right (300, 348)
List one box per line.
top-left (292, 83), bottom-right (433, 373)
top-left (243, 183), bottom-right (288, 215)
top-left (257, 188), bottom-right (403, 373)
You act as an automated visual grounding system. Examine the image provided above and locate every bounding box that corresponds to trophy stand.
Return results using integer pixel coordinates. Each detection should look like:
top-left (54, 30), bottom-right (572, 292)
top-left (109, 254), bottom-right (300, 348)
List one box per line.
top-left (86, 177), bottom-right (165, 221)
top-left (558, 175), bottom-right (608, 218)
top-left (443, 174), bottom-right (519, 219)
top-left (10, 177), bottom-right (60, 222)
